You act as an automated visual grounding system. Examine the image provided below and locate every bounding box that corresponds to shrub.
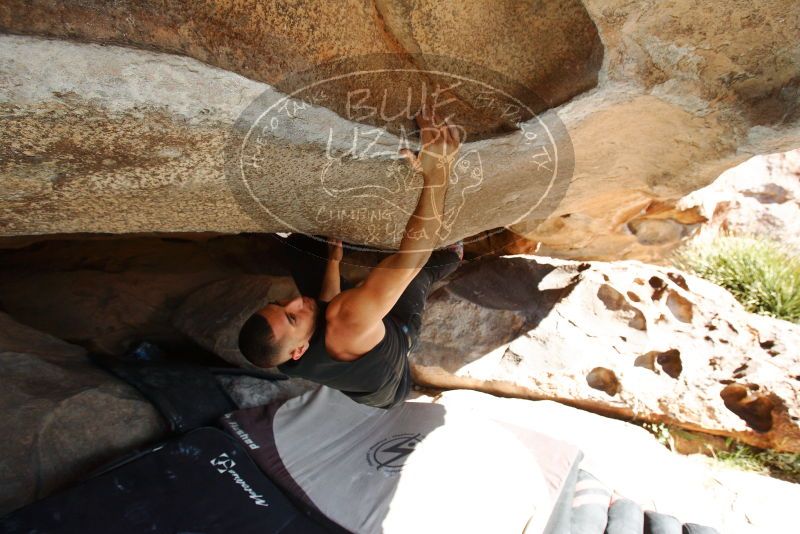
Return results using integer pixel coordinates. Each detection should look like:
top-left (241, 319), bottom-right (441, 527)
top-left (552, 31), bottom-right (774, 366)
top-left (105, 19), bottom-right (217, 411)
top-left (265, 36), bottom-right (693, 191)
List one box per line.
top-left (673, 235), bottom-right (800, 323)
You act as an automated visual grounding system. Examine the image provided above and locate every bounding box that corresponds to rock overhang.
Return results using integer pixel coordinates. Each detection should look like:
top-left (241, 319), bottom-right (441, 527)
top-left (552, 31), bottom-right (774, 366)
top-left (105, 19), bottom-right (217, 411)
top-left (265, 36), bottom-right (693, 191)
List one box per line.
top-left (0, 0), bottom-right (604, 138)
top-left (2, 0), bottom-right (800, 263)
top-left (0, 33), bottom-right (576, 249)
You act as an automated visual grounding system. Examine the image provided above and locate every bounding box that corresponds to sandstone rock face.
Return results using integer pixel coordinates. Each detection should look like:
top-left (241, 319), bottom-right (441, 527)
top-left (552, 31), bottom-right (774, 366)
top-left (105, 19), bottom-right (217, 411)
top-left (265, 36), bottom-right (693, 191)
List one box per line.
top-left (514, 0), bottom-right (800, 261)
top-left (678, 148), bottom-right (800, 253)
top-left (411, 255), bottom-right (800, 452)
top-left (1, 1), bottom-right (798, 260)
top-left (0, 33), bottom-right (572, 245)
top-left (0, 312), bottom-right (165, 515)
top-left (0, 0), bottom-right (601, 135)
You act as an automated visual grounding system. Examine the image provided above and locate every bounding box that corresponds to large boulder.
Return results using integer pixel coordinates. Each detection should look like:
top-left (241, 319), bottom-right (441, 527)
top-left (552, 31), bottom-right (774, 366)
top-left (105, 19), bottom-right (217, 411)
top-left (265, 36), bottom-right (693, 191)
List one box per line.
top-left (411, 255), bottom-right (800, 452)
top-left (678, 148), bottom-right (800, 254)
top-left (0, 32), bottom-right (574, 245)
top-left (0, 1), bottom-right (798, 260)
top-left (0, 0), bottom-right (602, 136)
top-left (0, 312), bottom-right (165, 515)
top-left (514, 0), bottom-right (800, 261)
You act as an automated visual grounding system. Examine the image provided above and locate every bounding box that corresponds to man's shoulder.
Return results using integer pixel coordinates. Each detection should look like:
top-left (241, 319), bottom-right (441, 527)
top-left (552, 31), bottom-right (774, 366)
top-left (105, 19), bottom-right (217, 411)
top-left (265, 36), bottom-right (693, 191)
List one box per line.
top-left (324, 310), bottom-right (387, 363)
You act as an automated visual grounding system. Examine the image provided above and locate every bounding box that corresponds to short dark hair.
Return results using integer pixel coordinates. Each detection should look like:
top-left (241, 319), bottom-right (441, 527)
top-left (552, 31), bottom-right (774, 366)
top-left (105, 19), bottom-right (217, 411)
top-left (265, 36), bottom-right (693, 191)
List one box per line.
top-left (238, 313), bottom-right (284, 368)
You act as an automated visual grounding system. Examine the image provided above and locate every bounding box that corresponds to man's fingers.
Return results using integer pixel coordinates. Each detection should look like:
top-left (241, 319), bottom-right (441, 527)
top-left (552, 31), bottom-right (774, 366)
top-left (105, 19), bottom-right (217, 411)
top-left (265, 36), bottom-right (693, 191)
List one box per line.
top-left (416, 109), bottom-right (444, 134)
top-left (446, 118), bottom-right (462, 145)
top-left (415, 109), bottom-right (462, 161)
top-left (415, 110), bottom-right (432, 130)
top-left (399, 148), bottom-right (415, 161)
top-left (399, 148), bottom-right (422, 172)
top-left (442, 120), bottom-right (453, 145)
top-left (444, 117), bottom-right (465, 146)
top-left (417, 109), bottom-right (459, 144)
top-left (420, 126), bottom-right (443, 149)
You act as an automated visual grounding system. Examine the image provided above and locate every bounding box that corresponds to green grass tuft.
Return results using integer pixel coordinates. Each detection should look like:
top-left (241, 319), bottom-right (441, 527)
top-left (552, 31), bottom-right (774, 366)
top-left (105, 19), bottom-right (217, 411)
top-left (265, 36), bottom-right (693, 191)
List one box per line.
top-left (640, 423), bottom-right (800, 483)
top-left (673, 235), bottom-right (800, 323)
top-left (713, 440), bottom-right (800, 484)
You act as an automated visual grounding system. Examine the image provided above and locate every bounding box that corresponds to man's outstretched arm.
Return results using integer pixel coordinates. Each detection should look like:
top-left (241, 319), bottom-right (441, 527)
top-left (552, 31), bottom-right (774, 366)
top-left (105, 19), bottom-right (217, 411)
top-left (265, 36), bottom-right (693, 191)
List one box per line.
top-left (319, 238), bottom-right (342, 302)
top-left (326, 111), bottom-right (462, 357)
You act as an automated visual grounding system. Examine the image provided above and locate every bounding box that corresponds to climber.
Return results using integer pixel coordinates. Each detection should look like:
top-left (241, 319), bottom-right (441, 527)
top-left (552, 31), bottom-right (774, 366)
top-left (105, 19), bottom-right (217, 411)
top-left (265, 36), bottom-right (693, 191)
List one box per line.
top-left (238, 110), bottom-right (464, 409)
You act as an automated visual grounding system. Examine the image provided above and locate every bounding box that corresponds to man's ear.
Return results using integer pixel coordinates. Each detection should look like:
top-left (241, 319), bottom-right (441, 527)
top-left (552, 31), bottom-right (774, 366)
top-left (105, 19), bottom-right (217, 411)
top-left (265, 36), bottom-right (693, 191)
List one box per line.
top-left (289, 341), bottom-right (310, 361)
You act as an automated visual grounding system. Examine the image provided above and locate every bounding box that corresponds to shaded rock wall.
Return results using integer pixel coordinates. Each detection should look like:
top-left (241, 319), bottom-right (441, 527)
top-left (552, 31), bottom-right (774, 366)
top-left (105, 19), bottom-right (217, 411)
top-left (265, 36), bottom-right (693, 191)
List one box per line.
top-left (0, 313), bottom-right (166, 515)
top-left (0, 235), bottom-right (290, 354)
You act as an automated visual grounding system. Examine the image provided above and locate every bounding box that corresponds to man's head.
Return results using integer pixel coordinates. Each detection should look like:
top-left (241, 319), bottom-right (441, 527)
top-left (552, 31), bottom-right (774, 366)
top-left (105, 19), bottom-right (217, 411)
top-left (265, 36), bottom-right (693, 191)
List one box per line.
top-left (238, 295), bottom-right (320, 368)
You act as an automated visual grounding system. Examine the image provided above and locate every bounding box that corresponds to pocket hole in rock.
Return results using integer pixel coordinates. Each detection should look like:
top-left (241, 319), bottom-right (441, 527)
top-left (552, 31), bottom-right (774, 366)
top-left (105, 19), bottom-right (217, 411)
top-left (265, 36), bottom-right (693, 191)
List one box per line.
top-left (667, 272), bottom-right (689, 291)
top-left (656, 349), bottom-right (682, 378)
top-left (649, 276), bottom-right (667, 300)
top-left (597, 284), bottom-right (647, 331)
top-left (666, 290), bottom-right (693, 323)
top-left (635, 349), bottom-right (681, 378)
top-left (586, 367), bottom-right (620, 397)
top-left (634, 352), bottom-right (656, 371)
top-left (720, 384), bottom-right (775, 433)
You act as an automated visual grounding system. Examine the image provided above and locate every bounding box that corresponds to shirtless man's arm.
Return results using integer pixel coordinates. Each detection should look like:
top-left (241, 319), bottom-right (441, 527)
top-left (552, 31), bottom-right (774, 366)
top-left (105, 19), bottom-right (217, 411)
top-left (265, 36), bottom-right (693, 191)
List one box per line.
top-left (324, 111), bottom-right (462, 360)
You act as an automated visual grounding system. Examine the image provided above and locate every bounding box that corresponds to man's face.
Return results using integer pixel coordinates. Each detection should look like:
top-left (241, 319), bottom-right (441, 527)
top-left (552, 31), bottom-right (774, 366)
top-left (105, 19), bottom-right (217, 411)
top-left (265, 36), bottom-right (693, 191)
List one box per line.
top-left (257, 295), bottom-right (318, 363)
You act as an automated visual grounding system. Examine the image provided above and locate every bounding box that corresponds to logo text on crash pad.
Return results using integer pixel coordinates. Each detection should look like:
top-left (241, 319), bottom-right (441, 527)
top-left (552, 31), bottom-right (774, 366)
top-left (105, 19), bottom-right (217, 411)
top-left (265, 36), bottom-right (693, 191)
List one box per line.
top-left (367, 433), bottom-right (425, 475)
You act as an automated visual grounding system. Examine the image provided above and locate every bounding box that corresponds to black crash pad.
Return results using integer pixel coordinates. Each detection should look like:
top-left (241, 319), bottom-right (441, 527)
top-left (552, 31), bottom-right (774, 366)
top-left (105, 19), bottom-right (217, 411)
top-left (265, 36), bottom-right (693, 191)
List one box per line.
top-left (0, 427), bottom-right (332, 534)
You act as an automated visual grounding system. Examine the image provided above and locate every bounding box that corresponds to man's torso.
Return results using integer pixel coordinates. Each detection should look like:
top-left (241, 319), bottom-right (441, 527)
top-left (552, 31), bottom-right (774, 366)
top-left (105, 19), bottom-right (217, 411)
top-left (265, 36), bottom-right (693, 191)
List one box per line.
top-left (277, 301), bottom-right (411, 409)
